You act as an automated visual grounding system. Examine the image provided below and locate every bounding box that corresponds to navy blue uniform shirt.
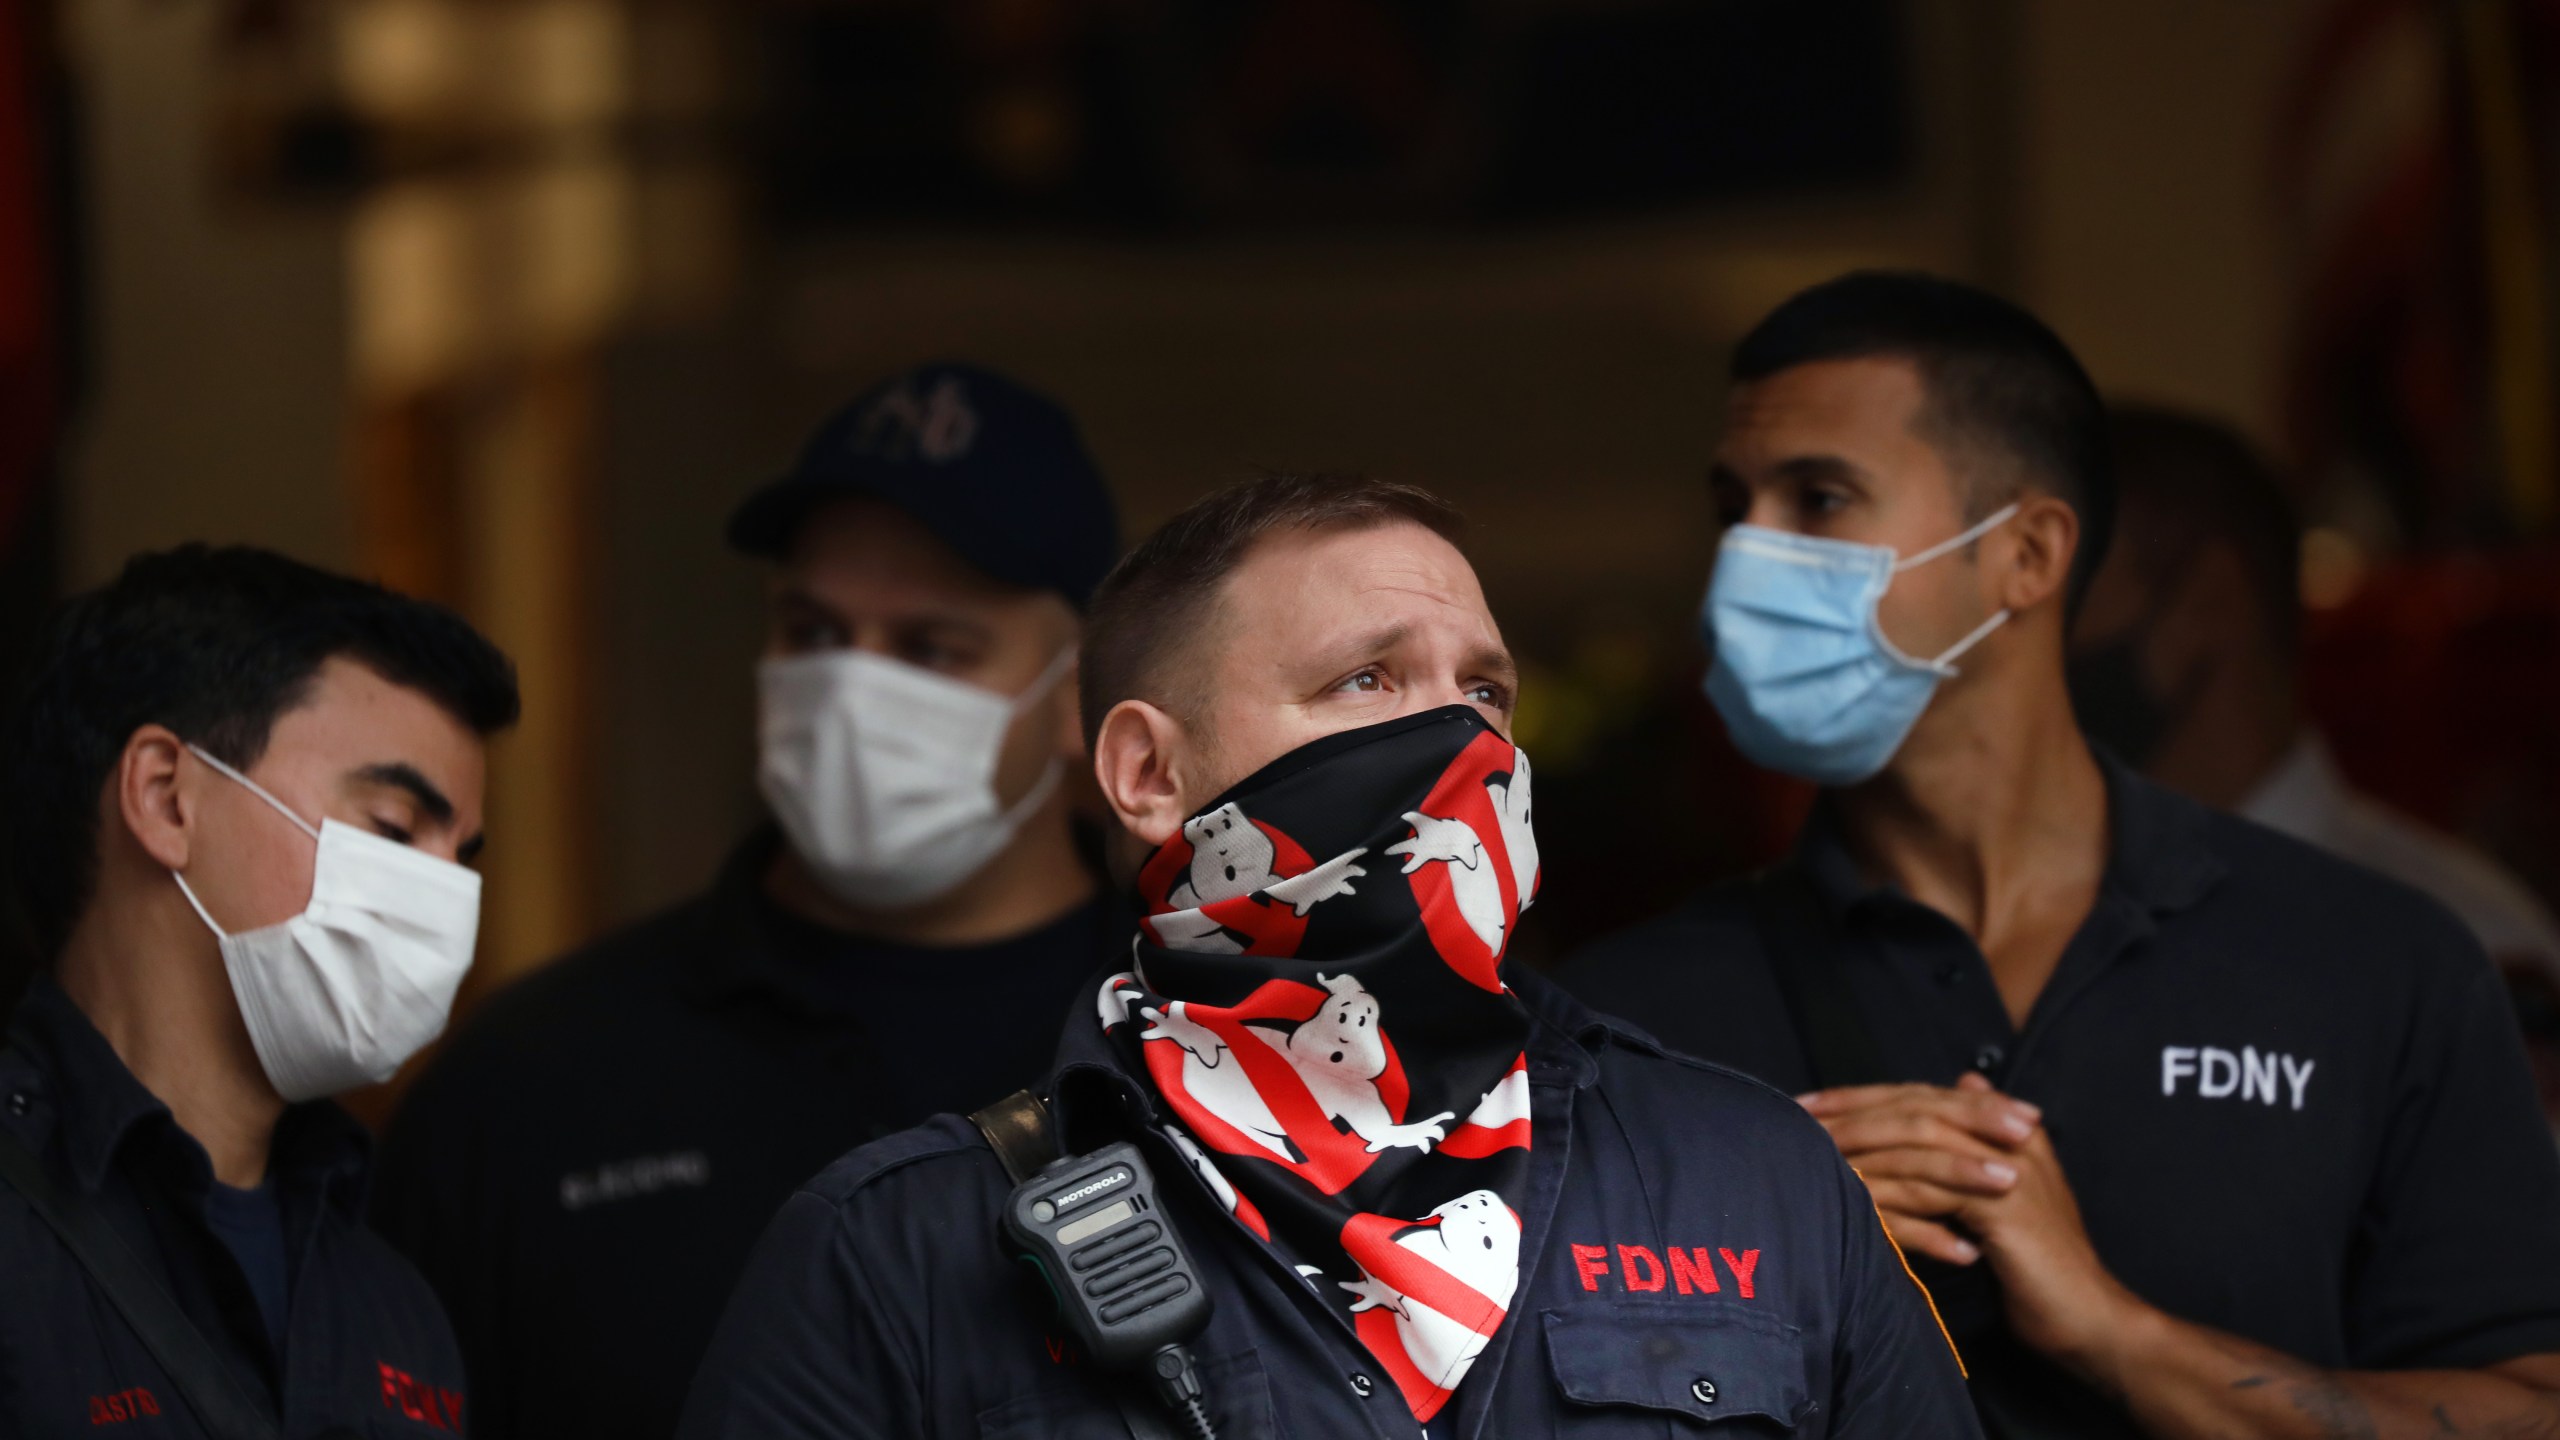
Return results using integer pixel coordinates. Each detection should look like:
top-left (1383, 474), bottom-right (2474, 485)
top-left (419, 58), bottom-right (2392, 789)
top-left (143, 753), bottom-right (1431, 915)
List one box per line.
top-left (373, 831), bottom-right (1121, 1440)
top-left (678, 965), bottom-right (1982, 1438)
top-left (0, 977), bottom-right (467, 1438)
top-left (1558, 754), bottom-right (2560, 1437)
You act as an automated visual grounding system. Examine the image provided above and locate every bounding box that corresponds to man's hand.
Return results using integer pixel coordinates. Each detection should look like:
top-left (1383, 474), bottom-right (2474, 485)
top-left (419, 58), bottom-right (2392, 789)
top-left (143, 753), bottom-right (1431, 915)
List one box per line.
top-left (1814, 1075), bottom-right (2560, 1439)
top-left (1798, 1074), bottom-right (2042, 1266)
top-left (1941, 1077), bottom-right (2145, 1366)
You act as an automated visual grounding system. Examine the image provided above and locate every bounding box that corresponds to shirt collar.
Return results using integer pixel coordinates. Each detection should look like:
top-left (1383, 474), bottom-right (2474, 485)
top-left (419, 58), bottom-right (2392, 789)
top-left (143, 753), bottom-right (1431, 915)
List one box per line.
top-left (2094, 745), bottom-right (2227, 916)
top-left (1790, 743), bottom-right (2226, 923)
top-left (2237, 731), bottom-right (2347, 838)
top-left (3, 974), bottom-right (370, 1209)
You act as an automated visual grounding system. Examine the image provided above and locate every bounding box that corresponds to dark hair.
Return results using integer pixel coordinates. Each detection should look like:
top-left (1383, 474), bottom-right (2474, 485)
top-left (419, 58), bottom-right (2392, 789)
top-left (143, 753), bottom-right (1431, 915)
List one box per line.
top-left (2105, 405), bottom-right (2302, 655)
top-left (1081, 473), bottom-right (1465, 747)
top-left (1, 545), bottom-right (520, 964)
top-left (1733, 270), bottom-right (2115, 613)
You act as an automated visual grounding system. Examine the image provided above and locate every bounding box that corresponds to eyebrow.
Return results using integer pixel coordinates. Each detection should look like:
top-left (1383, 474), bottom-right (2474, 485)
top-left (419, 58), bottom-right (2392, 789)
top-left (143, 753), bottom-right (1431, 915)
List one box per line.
top-left (1772, 454), bottom-right (1872, 489)
top-left (355, 762), bottom-right (454, 824)
top-left (1305, 622), bottom-right (1413, 682)
top-left (1305, 623), bottom-right (1519, 693)
top-left (355, 761), bottom-right (485, 860)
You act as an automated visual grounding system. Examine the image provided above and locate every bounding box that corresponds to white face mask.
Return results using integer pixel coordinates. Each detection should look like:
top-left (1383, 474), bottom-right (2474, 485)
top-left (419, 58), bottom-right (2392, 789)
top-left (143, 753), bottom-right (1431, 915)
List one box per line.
top-left (170, 744), bottom-right (482, 1103)
top-left (757, 647), bottom-right (1074, 910)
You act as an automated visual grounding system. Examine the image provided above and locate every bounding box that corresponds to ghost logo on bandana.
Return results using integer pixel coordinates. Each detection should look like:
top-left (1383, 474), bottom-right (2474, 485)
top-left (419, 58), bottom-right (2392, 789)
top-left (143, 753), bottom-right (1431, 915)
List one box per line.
top-left (1102, 971), bottom-right (1453, 1193)
top-left (1339, 1192), bottom-right (1523, 1415)
top-left (1104, 707), bottom-right (1540, 1425)
top-left (1440, 1056), bottom-right (1532, 1159)
top-left (1136, 805), bottom-right (1369, 955)
top-left (1387, 732), bottom-right (1542, 992)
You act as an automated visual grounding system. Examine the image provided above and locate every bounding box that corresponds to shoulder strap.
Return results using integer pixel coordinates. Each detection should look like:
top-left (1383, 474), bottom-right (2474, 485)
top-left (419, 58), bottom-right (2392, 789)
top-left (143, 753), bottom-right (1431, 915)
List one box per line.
top-left (1749, 866), bottom-right (1893, 1090)
top-left (969, 1089), bottom-right (1059, 1186)
top-left (0, 1126), bottom-right (282, 1440)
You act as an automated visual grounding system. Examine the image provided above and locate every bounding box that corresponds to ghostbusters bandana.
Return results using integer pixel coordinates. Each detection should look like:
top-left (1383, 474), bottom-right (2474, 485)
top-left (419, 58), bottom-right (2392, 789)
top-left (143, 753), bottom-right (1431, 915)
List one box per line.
top-left (1097, 707), bottom-right (1540, 1422)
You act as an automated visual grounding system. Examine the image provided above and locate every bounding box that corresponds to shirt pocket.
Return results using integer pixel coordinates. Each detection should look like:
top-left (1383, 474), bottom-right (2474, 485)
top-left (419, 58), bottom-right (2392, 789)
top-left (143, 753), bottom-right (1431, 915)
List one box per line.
top-left (1544, 1301), bottom-right (1813, 1433)
top-left (975, 1347), bottom-right (1276, 1440)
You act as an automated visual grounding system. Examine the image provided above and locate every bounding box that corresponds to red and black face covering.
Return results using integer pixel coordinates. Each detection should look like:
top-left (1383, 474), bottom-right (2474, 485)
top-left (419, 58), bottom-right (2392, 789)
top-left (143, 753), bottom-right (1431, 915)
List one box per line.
top-left (1096, 706), bottom-right (1541, 1422)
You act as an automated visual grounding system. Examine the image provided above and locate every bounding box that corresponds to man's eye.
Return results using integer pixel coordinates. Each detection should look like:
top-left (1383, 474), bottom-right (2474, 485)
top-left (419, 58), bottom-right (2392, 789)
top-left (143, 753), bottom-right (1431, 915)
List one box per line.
top-left (782, 619), bottom-right (847, 650)
top-left (373, 820), bottom-right (415, 846)
top-left (1466, 682), bottom-right (1509, 708)
top-left (1337, 670), bottom-right (1386, 693)
top-left (902, 641), bottom-right (989, 675)
top-left (1802, 486), bottom-right (1849, 517)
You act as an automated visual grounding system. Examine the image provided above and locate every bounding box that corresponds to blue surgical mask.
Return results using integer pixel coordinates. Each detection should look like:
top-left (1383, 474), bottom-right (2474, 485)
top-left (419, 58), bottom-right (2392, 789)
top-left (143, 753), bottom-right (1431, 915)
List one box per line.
top-left (1700, 503), bottom-right (2020, 786)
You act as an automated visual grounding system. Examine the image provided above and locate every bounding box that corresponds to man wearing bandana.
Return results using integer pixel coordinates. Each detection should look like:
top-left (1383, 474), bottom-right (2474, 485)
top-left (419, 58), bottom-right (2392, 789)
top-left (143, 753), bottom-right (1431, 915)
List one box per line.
top-left (680, 473), bottom-right (1979, 1438)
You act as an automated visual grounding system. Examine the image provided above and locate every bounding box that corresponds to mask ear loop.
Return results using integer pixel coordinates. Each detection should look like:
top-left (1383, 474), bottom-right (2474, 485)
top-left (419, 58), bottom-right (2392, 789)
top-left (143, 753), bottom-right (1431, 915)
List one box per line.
top-left (1875, 502), bottom-right (2025, 676)
top-left (1012, 646), bottom-right (1079, 712)
top-left (185, 743), bottom-right (324, 841)
top-left (170, 742), bottom-right (325, 940)
top-left (1888, 501), bottom-right (2023, 574)
top-left (1914, 608), bottom-right (2011, 675)
top-left (986, 647), bottom-right (1080, 838)
top-left (170, 870), bottom-right (232, 941)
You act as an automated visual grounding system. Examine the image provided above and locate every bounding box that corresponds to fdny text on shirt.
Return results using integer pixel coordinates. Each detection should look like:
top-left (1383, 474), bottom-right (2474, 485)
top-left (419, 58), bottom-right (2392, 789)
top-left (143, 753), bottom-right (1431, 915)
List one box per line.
top-left (2160, 1046), bottom-right (2314, 1110)
top-left (1569, 1244), bottom-right (1761, 1297)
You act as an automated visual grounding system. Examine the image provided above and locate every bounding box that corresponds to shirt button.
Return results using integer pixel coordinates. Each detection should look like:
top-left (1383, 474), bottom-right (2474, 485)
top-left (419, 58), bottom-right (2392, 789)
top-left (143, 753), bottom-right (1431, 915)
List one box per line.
top-left (1935, 962), bottom-right (1963, 986)
top-left (1348, 1372), bottom-right (1375, 1399)
top-left (5, 1091), bottom-right (27, 1117)
top-left (1692, 1378), bottom-right (1718, 1405)
top-left (1973, 1043), bottom-right (2006, 1073)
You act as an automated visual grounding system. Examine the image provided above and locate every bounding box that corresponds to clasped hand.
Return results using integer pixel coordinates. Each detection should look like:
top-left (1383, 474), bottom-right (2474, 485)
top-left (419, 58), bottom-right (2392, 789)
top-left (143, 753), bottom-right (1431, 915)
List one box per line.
top-left (1799, 1073), bottom-right (2143, 1366)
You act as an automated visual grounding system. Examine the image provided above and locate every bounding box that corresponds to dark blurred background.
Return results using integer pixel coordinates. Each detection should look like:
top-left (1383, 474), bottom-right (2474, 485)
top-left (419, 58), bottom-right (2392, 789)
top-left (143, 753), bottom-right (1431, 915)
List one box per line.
top-left (5, 0), bottom-right (2559, 1107)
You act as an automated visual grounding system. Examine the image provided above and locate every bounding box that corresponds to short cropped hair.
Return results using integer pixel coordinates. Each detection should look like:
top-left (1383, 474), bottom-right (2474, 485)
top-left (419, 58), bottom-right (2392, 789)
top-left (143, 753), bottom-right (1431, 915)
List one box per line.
top-left (1080, 473), bottom-right (1464, 748)
top-left (2106, 405), bottom-right (2302, 656)
top-left (2, 545), bottom-right (521, 963)
top-left (1733, 270), bottom-right (2115, 613)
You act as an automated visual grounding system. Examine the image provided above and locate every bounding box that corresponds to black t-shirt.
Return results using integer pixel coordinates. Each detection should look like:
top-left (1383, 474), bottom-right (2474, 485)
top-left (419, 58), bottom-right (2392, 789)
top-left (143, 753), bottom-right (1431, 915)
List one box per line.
top-left (372, 831), bottom-right (1122, 1440)
top-left (1555, 754), bottom-right (2560, 1438)
top-left (202, 1179), bottom-right (290, 1358)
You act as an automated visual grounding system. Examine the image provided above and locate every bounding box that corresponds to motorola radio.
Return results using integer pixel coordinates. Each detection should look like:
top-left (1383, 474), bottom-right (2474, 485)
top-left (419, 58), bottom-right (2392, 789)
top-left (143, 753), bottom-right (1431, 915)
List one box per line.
top-left (1001, 1140), bottom-right (1219, 1440)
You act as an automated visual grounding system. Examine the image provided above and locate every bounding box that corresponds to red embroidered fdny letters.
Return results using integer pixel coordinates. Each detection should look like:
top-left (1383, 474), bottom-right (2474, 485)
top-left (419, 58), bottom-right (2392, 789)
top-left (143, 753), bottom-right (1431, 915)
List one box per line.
top-left (377, 1363), bottom-right (466, 1431)
top-left (1571, 1242), bottom-right (1761, 1298)
top-left (86, 1388), bottom-right (160, 1425)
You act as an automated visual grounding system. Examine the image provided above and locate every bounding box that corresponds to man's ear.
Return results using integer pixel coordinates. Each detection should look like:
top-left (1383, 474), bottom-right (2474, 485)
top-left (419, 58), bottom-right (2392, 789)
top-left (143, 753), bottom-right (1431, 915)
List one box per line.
top-left (117, 725), bottom-right (196, 872)
top-left (1995, 493), bottom-right (2081, 615)
top-left (1093, 699), bottom-right (1195, 847)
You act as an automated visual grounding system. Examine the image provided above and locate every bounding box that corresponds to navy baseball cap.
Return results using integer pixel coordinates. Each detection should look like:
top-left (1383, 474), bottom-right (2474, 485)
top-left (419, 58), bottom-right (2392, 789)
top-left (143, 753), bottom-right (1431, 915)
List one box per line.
top-left (727, 362), bottom-right (1122, 610)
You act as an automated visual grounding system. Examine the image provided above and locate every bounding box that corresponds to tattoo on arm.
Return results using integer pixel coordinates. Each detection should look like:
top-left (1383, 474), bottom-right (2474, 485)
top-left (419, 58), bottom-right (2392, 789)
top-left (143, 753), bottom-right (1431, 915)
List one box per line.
top-left (2286, 1376), bottom-right (2379, 1440)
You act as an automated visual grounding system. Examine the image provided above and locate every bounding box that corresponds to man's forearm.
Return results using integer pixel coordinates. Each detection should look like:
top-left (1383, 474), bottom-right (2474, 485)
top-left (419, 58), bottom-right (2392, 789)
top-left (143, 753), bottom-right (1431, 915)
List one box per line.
top-left (2072, 1302), bottom-right (2560, 1440)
